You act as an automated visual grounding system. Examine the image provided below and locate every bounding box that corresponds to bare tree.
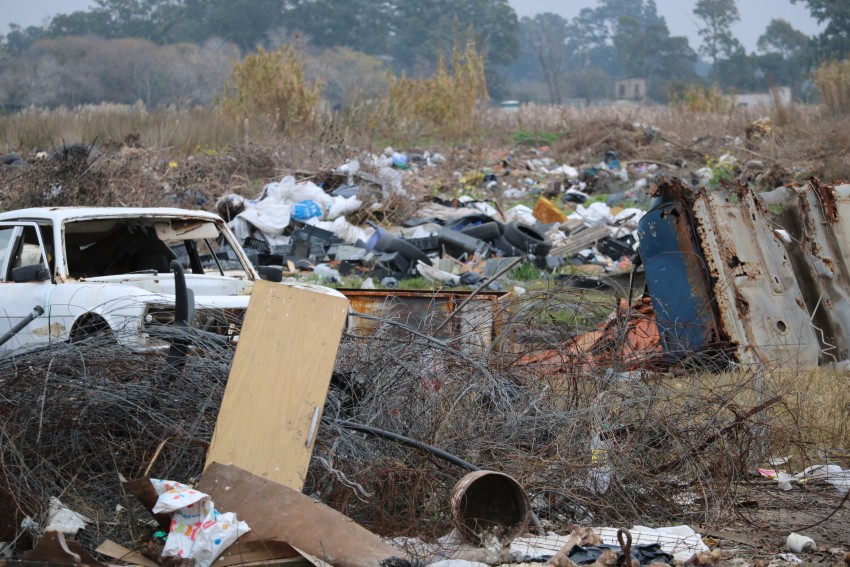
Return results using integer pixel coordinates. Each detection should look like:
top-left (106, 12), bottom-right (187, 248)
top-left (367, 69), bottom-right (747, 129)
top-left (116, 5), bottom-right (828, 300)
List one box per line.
top-left (523, 13), bottom-right (568, 104)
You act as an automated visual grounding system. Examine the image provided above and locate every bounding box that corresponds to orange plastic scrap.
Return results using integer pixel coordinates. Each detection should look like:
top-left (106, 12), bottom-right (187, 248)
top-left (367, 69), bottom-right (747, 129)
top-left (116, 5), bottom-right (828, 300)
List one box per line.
top-left (520, 296), bottom-right (661, 374)
top-left (617, 297), bottom-right (661, 363)
top-left (519, 329), bottom-right (602, 369)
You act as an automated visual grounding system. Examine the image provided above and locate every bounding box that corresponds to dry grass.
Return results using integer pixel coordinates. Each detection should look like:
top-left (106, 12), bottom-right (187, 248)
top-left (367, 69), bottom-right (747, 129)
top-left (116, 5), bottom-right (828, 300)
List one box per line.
top-left (0, 105), bottom-right (251, 154)
top-left (770, 367), bottom-right (850, 459)
top-left (814, 59), bottom-right (850, 116)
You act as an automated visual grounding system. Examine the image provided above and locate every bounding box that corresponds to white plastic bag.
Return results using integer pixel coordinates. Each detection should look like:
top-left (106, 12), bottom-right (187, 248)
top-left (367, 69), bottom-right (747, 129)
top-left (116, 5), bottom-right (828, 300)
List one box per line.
top-left (327, 195), bottom-right (363, 220)
top-left (151, 479), bottom-right (250, 567)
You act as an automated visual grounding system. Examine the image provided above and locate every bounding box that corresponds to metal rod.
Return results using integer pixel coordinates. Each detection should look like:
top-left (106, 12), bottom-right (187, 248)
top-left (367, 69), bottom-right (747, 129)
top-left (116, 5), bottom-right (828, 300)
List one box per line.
top-left (0, 305), bottom-right (45, 347)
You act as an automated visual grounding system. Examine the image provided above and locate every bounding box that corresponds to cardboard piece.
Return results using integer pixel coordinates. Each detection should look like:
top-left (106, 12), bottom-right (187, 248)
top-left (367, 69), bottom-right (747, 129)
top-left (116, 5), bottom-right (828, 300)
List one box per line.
top-left (94, 540), bottom-right (160, 567)
top-left (22, 532), bottom-right (106, 567)
top-left (205, 281), bottom-right (349, 489)
top-left (198, 464), bottom-right (409, 567)
top-left (119, 475), bottom-right (171, 531)
top-left (214, 540), bottom-right (300, 566)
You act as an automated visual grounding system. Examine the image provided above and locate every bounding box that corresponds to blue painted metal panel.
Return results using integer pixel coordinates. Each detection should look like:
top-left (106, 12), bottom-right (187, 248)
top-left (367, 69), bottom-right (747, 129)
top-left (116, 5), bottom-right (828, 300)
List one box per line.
top-left (637, 201), bottom-right (719, 356)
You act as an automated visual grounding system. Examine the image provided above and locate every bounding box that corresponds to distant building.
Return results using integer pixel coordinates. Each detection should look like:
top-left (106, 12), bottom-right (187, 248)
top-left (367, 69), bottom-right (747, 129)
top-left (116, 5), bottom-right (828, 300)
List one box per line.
top-left (735, 87), bottom-right (792, 108)
top-left (615, 78), bottom-right (647, 101)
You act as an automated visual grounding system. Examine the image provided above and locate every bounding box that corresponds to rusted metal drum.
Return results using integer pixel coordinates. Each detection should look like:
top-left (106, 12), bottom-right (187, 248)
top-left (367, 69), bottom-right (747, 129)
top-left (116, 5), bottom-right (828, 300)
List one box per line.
top-left (450, 470), bottom-right (530, 544)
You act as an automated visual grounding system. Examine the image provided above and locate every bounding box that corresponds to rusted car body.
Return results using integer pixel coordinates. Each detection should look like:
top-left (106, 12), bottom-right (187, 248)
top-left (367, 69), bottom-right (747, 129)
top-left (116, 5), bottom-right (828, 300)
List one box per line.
top-left (0, 207), bottom-right (258, 352)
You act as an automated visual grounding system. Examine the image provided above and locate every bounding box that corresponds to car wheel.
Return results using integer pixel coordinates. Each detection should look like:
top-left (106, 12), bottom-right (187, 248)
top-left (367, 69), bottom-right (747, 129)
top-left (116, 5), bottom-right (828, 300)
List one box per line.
top-left (70, 314), bottom-right (114, 343)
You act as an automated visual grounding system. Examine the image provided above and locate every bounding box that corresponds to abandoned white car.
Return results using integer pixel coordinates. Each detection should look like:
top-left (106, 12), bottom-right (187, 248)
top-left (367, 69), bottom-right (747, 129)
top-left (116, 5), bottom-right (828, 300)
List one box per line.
top-left (0, 207), bottom-right (271, 353)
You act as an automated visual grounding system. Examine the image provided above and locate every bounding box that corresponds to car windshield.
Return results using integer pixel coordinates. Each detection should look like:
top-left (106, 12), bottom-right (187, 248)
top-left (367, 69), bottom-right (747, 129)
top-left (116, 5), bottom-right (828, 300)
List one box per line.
top-left (64, 217), bottom-right (250, 278)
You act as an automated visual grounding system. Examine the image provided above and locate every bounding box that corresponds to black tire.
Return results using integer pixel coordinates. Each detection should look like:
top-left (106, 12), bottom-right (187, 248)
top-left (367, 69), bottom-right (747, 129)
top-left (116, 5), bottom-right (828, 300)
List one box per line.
top-left (504, 223), bottom-right (552, 256)
top-left (384, 237), bottom-right (433, 266)
top-left (444, 214), bottom-right (502, 231)
top-left (460, 221), bottom-right (502, 241)
top-left (494, 236), bottom-right (523, 257)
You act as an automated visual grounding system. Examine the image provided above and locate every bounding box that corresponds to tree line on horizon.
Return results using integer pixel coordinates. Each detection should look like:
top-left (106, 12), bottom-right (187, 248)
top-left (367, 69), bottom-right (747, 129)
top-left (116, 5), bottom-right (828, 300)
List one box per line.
top-left (0, 0), bottom-right (847, 111)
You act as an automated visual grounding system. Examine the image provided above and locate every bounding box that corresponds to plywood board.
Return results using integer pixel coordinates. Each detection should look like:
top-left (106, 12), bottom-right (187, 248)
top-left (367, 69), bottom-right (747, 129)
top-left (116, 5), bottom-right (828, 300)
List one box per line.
top-left (198, 464), bottom-right (408, 567)
top-left (206, 281), bottom-right (348, 488)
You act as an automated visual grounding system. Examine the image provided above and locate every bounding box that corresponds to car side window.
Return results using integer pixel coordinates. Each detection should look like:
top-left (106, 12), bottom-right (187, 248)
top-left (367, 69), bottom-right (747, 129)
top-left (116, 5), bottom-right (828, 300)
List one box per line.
top-left (0, 227), bottom-right (14, 277)
top-left (5, 226), bottom-right (49, 281)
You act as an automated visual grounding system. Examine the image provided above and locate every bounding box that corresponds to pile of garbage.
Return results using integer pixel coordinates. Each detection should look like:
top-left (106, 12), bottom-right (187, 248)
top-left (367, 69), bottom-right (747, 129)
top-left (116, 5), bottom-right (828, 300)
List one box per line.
top-left (215, 147), bottom-right (656, 287)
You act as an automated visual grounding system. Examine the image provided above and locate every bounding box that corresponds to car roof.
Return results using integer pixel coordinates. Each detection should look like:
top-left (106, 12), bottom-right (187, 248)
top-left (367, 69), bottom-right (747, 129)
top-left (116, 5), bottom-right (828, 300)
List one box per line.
top-left (0, 207), bottom-right (222, 224)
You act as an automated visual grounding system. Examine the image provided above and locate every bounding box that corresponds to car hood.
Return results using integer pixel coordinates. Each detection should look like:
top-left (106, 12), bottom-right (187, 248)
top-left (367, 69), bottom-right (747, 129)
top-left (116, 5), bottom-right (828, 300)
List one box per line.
top-left (78, 273), bottom-right (254, 298)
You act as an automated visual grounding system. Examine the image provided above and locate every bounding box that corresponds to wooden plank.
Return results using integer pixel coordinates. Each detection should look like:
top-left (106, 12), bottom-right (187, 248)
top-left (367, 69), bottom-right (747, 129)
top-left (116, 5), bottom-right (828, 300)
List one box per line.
top-left (197, 464), bottom-right (408, 567)
top-left (94, 541), bottom-right (160, 567)
top-left (205, 281), bottom-right (349, 489)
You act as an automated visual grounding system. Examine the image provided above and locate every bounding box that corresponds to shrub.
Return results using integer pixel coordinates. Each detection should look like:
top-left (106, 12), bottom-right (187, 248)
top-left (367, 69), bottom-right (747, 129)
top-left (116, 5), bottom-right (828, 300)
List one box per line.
top-left (669, 84), bottom-right (736, 114)
top-left (382, 38), bottom-right (488, 141)
top-left (814, 59), bottom-right (850, 115)
top-left (217, 44), bottom-right (322, 136)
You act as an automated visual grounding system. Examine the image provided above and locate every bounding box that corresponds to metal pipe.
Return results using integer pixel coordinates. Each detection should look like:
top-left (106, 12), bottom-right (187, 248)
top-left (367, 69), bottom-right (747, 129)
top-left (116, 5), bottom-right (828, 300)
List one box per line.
top-left (162, 261), bottom-right (191, 383)
top-left (332, 418), bottom-right (545, 534)
top-left (0, 305), bottom-right (45, 348)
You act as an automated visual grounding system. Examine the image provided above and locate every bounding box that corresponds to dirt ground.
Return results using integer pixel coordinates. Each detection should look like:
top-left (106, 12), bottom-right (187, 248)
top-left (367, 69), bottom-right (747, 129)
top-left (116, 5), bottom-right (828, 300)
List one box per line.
top-left (697, 487), bottom-right (850, 564)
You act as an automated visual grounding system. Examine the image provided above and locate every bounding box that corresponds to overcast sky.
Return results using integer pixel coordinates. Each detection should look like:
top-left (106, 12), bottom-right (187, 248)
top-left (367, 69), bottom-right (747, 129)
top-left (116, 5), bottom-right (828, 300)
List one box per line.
top-left (1, 0), bottom-right (824, 53)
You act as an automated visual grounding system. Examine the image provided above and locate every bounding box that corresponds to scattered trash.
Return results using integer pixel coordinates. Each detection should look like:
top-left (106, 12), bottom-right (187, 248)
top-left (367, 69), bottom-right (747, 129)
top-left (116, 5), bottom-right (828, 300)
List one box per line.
top-left (44, 498), bottom-right (91, 536)
top-left (4, 129), bottom-right (850, 566)
top-left (150, 479), bottom-right (250, 567)
top-left (786, 533), bottom-right (816, 553)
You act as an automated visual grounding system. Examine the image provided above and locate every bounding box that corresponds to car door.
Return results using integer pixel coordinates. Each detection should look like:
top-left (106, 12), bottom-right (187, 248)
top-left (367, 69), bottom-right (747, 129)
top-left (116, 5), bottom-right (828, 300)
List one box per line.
top-left (0, 222), bottom-right (55, 352)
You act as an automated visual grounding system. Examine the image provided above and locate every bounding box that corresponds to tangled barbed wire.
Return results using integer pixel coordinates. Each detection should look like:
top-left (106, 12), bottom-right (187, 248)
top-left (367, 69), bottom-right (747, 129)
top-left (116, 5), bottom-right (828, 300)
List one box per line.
top-left (0, 282), bottom-right (842, 560)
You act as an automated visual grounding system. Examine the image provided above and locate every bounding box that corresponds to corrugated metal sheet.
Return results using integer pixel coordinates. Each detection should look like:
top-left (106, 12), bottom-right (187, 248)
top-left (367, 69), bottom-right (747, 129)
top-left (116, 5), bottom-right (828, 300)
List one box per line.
top-left (639, 178), bottom-right (850, 368)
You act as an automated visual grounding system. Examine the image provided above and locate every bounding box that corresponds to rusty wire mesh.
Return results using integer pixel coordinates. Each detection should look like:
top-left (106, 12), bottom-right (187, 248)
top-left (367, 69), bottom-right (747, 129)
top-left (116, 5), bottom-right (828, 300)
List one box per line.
top-left (0, 283), bottom-right (841, 559)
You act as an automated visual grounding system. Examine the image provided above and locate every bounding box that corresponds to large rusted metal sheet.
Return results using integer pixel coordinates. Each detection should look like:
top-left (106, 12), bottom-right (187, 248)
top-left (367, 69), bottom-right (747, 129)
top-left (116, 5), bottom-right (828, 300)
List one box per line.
top-left (639, 178), bottom-right (850, 368)
top-left (340, 289), bottom-right (508, 353)
top-left (761, 180), bottom-right (850, 363)
top-left (692, 184), bottom-right (819, 367)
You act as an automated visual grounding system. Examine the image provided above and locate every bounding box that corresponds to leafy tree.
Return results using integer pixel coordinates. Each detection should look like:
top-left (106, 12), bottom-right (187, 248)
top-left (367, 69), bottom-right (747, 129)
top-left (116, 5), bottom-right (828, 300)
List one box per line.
top-left (177, 0), bottom-right (287, 51)
top-left (756, 18), bottom-right (812, 94)
top-left (282, 0), bottom-right (391, 55)
top-left (47, 11), bottom-right (113, 38)
top-left (716, 46), bottom-right (762, 91)
top-left (613, 14), bottom-right (697, 97)
top-left (523, 13), bottom-right (568, 104)
top-left (388, 0), bottom-right (518, 100)
top-left (791, 0), bottom-right (850, 59)
top-left (757, 18), bottom-right (810, 58)
top-left (3, 24), bottom-right (47, 54)
top-left (693, 0), bottom-right (742, 78)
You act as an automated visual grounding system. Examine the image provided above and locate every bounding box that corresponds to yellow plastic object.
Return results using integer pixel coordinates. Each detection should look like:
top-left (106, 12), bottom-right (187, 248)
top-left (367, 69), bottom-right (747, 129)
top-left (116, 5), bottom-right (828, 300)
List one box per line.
top-left (532, 196), bottom-right (568, 224)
